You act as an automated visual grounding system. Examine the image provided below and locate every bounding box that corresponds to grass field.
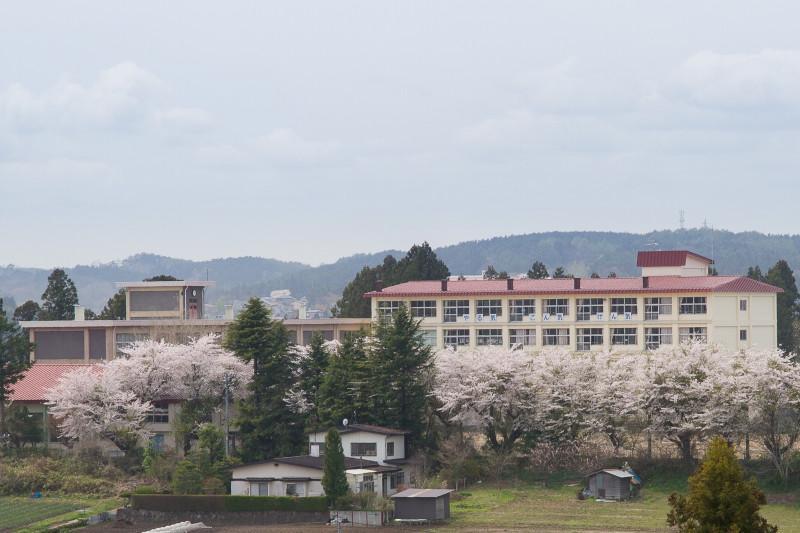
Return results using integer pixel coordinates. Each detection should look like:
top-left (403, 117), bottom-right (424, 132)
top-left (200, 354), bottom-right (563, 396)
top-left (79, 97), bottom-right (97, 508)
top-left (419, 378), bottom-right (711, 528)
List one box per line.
top-left (437, 480), bottom-right (800, 532)
top-left (0, 497), bottom-right (121, 533)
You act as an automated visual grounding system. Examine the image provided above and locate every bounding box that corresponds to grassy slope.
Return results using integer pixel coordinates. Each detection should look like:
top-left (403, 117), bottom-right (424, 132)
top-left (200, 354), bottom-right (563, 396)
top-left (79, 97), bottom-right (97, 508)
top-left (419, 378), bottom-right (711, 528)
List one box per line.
top-left (438, 475), bottom-right (800, 532)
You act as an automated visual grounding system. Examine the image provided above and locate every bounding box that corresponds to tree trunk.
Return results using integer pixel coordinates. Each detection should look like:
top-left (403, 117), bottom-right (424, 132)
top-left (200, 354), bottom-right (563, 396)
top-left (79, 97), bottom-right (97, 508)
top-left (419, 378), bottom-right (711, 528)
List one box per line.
top-left (744, 433), bottom-right (750, 462)
top-left (646, 432), bottom-right (652, 459)
top-left (0, 400), bottom-right (5, 436)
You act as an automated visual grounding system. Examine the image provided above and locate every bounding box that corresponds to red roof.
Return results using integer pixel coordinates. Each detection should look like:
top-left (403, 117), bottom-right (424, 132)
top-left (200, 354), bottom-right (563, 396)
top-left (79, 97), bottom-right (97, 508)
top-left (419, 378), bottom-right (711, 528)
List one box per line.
top-left (364, 276), bottom-right (781, 298)
top-left (636, 250), bottom-right (713, 267)
top-left (9, 364), bottom-right (99, 402)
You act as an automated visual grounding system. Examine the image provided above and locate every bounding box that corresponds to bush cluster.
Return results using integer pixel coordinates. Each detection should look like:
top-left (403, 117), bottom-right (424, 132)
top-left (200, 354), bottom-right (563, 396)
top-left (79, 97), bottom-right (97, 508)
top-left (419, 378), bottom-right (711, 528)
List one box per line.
top-left (0, 454), bottom-right (119, 495)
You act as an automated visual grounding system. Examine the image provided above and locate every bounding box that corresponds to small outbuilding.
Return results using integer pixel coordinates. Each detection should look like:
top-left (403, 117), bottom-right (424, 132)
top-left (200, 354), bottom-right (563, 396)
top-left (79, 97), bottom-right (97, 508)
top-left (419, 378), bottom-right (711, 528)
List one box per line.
top-left (585, 469), bottom-right (636, 500)
top-left (391, 488), bottom-right (454, 521)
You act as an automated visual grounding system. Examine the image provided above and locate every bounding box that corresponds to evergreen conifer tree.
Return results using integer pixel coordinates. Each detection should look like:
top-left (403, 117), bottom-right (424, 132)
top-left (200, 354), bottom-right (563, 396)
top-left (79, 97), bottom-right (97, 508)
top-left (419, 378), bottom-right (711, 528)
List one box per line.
top-left (667, 437), bottom-right (776, 533)
top-left (224, 297), bottom-right (302, 460)
top-left (371, 305), bottom-right (434, 450)
top-left (13, 300), bottom-right (41, 321)
top-left (317, 332), bottom-right (371, 427)
top-left (321, 429), bottom-right (349, 506)
top-left (527, 261), bottom-right (549, 279)
top-left (299, 332), bottom-right (331, 427)
top-left (766, 260), bottom-right (800, 354)
top-left (40, 268), bottom-right (79, 320)
top-left (0, 311), bottom-right (34, 434)
top-left (98, 290), bottom-right (126, 320)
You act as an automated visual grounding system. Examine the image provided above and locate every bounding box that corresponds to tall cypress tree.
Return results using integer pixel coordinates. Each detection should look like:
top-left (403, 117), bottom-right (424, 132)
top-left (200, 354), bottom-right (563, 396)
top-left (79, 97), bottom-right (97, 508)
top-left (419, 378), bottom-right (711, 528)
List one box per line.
top-left (321, 429), bottom-right (349, 506)
top-left (40, 268), bottom-right (79, 320)
top-left (299, 332), bottom-right (331, 428)
top-left (766, 260), bottom-right (800, 354)
top-left (224, 298), bottom-right (302, 461)
top-left (371, 305), bottom-right (434, 451)
top-left (0, 310), bottom-right (34, 434)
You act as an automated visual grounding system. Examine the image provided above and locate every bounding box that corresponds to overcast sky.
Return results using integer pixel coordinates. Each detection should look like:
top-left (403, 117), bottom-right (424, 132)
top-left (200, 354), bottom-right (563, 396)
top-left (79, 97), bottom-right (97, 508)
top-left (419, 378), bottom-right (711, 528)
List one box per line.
top-left (1, 1), bottom-right (799, 268)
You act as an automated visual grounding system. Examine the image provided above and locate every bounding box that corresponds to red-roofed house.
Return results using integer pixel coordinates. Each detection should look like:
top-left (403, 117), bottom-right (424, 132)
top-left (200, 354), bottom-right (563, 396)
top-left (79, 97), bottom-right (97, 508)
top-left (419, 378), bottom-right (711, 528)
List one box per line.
top-left (364, 250), bottom-right (781, 352)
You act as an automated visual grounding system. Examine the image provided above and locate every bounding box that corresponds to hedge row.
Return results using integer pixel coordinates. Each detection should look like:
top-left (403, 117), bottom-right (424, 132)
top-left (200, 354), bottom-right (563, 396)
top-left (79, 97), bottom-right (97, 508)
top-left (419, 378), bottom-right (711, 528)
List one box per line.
top-left (130, 495), bottom-right (328, 513)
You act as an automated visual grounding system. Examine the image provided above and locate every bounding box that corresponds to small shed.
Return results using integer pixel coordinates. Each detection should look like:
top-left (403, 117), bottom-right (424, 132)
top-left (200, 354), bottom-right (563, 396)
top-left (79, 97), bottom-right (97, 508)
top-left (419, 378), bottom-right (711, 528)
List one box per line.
top-left (586, 469), bottom-right (635, 500)
top-left (391, 488), bottom-right (454, 521)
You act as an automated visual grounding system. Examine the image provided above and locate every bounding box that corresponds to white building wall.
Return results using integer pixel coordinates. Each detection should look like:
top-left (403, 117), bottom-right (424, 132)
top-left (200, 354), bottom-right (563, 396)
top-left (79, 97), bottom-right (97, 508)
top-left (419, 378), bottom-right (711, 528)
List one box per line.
top-left (230, 463), bottom-right (324, 497)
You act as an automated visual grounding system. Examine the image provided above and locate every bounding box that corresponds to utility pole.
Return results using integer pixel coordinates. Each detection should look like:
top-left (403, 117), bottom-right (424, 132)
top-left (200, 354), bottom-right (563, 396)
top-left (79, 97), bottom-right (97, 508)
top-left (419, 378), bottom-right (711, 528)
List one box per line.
top-left (223, 372), bottom-right (233, 457)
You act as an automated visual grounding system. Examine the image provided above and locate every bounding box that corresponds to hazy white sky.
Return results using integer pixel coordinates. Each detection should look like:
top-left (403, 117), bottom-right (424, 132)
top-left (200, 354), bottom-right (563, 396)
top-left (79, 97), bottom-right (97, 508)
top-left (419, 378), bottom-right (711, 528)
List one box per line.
top-left (1, 1), bottom-right (799, 268)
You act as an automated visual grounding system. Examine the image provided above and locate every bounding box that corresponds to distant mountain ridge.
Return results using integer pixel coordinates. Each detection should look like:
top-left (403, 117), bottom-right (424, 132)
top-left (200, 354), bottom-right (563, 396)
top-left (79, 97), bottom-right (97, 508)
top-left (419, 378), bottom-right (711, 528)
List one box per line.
top-left (2, 228), bottom-right (799, 313)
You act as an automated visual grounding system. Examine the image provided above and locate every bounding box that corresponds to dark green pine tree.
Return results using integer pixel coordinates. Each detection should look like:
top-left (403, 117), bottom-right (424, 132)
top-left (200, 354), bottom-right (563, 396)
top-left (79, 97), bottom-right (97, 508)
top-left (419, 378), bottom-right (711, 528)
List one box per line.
top-left (332, 256), bottom-right (397, 318)
top-left (13, 300), bottom-right (42, 321)
top-left (392, 242), bottom-right (450, 281)
top-left (317, 332), bottom-right (371, 428)
top-left (553, 266), bottom-right (568, 278)
top-left (40, 268), bottom-right (79, 320)
top-left (224, 297), bottom-right (303, 461)
top-left (370, 305), bottom-right (434, 451)
top-left (98, 290), bottom-right (126, 320)
top-left (321, 429), bottom-right (349, 506)
top-left (299, 332), bottom-right (332, 428)
top-left (766, 260), bottom-right (800, 354)
top-left (747, 265), bottom-right (766, 282)
top-left (483, 265), bottom-right (500, 280)
top-left (527, 261), bottom-right (549, 279)
top-left (0, 309), bottom-right (34, 434)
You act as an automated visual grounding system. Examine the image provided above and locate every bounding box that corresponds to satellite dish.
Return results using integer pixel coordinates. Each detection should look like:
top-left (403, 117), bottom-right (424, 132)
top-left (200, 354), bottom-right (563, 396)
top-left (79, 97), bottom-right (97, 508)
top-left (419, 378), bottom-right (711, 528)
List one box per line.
top-left (342, 418), bottom-right (349, 427)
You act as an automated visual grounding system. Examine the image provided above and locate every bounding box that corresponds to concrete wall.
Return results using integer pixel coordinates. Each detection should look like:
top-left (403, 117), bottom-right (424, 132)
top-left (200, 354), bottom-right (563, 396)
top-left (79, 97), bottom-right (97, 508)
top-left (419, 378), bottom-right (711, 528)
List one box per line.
top-left (117, 508), bottom-right (329, 527)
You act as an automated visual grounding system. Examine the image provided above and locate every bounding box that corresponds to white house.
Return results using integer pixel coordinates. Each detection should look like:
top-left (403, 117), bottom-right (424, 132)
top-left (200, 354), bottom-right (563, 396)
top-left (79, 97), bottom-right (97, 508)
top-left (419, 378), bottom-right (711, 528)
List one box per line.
top-left (230, 424), bottom-right (411, 498)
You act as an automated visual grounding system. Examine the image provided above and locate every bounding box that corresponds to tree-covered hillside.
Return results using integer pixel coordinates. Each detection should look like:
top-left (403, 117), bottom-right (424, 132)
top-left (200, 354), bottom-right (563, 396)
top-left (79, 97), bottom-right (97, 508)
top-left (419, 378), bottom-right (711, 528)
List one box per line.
top-left (1, 228), bottom-right (799, 312)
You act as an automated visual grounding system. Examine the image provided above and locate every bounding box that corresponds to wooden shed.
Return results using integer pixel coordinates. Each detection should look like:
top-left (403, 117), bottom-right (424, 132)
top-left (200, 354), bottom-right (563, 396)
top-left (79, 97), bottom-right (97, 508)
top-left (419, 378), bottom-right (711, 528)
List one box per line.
top-left (391, 488), bottom-right (454, 521)
top-left (586, 469), bottom-right (635, 500)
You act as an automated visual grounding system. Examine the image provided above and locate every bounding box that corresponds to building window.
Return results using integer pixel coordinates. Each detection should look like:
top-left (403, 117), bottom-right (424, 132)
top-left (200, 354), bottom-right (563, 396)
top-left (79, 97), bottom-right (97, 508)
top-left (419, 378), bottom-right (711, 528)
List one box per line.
top-left (444, 329), bottom-right (470, 348)
top-left (310, 442), bottom-right (326, 455)
top-left (543, 299), bottom-right (569, 317)
top-left (644, 298), bottom-right (672, 320)
top-left (576, 328), bottom-right (603, 351)
top-left (679, 327), bottom-right (707, 343)
top-left (377, 301), bottom-right (402, 320)
top-left (610, 298), bottom-right (638, 316)
top-left (740, 299), bottom-right (748, 311)
top-left (145, 406), bottom-right (169, 424)
top-left (509, 299), bottom-right (536, 321)
top-left (476, 300), bottom-right (502, 319)
top-left (420, 329), bottom-right (437, 347)
top-left (509, 328), bottom-right (536, 347)
top-left (740, 329), bottom-right (748, 341)
top-left (443, 300), bottom-right (469, 323)
top-left (389, 471), bottom-right (405, 489)
top-left (576, 299), bottom-right (604, 321)
top-left (250, 482), bottom-right (269, 496)
top-left (611, 328), bottom-right (638, 346)
top-left (410, 300), bottom-right (437, 318)
top-left (543, 328), bottom-right (570, 346)
top-left (679, 297), bottom-right (707, 315)
top-left (285, 483), bottom-right (305, 497)
top-left (645, 328), bottom-right (672, 349)
top-left (476, 329), bottom-right (503, 346)
top-left (115, 333), bottom-right (149, 355)
top-left (359, 474), bottom-right (375, 493)
top-left (302, 330), bottom-right (334, 345)
top-left (386, 441), bottom-right (395, 457)
top-left (351, 442), bottom-right (377, 457)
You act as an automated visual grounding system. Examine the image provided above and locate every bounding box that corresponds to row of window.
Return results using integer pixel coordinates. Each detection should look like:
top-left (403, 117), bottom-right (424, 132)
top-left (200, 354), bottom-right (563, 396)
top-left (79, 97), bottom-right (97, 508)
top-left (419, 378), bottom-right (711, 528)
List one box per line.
top-left (441, 327), bottom-right (710, 349)
top-left (379, 296), bottom-right (709, 322)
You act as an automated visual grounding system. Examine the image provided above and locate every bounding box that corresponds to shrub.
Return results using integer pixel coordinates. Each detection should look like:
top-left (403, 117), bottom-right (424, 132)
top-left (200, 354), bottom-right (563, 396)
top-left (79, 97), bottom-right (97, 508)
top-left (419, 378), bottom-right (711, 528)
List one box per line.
top-left (202, 477), bottom-right (227, 495)
top-left (172, 459), bottom-right (204, 495)
top-left (133, 485), bottom-right (159, 495)
top-left (130, 495), bottom-right (328, 513)
top-left (60, 475), bottom-right (113, 495)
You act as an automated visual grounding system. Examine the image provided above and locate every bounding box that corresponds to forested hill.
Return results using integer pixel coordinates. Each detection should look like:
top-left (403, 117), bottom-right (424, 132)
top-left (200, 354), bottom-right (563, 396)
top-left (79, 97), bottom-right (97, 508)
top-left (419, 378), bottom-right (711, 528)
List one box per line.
top-left (1, 228), bottom-right (799, 312)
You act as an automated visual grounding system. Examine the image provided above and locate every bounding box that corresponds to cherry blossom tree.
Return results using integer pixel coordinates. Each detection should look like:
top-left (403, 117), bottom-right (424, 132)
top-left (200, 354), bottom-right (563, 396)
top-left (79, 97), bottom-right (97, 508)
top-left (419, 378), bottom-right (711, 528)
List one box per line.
top-left (434, 346), bottom-right (544, 453)
top-left (46, 334), bottom-right (251, 452)
top-left (45, 367), bottom-right (151, 453)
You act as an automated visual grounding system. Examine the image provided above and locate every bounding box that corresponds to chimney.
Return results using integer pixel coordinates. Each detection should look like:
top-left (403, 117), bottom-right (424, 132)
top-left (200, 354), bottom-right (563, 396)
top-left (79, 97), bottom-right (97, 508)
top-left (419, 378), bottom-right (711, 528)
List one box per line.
top-left (507, 278), bottom-right (514, 290)
top-left (441, 279), bottom-right (448, 291)
top-left (375, 280), bottom-right (383, 292)
top-left (73, 304), bottom-right (85, 321)
top-left (573, 277), bottom-right (581, 290)
top-left (642, 276), bottom-right (649, 289)
top-left (224, 304), bottom-right (234, 320)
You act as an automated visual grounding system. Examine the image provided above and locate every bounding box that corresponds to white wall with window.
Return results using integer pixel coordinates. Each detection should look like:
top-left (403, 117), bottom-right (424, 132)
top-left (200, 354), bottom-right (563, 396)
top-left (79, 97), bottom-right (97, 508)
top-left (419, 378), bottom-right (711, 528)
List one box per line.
top-left (679, 326), bottom-right (707, 343)
top-left (444, 329), bottom-right (470, 348)
top-left (475, 299), bottom-right (502, 320)
top-left (509, 328), bottom-right (536, 347)
top-left (679, 297), bottom-right (707, 315)
top-left (543, 328), bottom-right (570, 346)
top-left (611, 327), bottom-right (638, 346)
top-left (576, 328), bottom-right (603, 351)
top-left (476, 328), bottom-right (503, 346)
top-left (443, 300), bottom-right (470, 323)
top-left (576, 299), bottom-right (604, 321)
top-left (644, 297), bottom-right (672, 320)
top-left (645, 327), bottom-right (672, 349)
top-left (509, 299), bottom-right (536, 321)
top-left (377, 301), bottom-right (403, 320)
top-left (610, 298), bottom-right (638, 317)
top-left (410, 300), bottom-right (437, 318)
top-left (543, 299), bottom-right (569, 317)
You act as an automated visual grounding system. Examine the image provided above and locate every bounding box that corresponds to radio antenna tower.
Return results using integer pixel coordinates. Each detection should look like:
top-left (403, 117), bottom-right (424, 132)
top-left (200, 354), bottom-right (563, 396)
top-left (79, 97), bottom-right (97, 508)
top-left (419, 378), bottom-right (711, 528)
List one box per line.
top-left (679, 210), bottom-right (686, 230)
